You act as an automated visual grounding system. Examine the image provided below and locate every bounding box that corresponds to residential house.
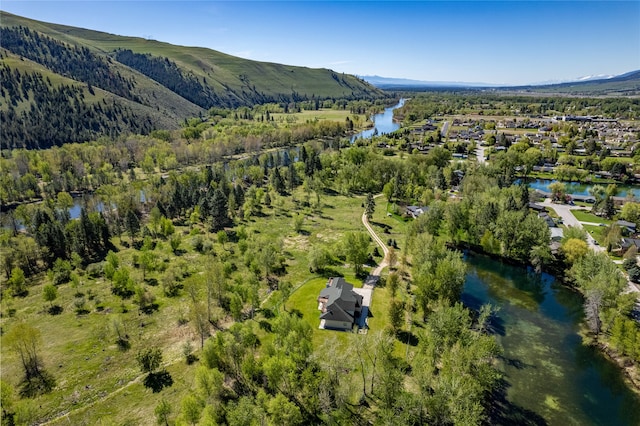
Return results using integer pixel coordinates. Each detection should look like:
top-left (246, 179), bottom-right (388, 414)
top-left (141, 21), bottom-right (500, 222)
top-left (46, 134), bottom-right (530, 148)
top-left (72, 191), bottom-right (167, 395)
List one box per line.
top-left (406, 205), bottom-right (428, 219)
top-left (318, 277), bottom-right (363, 331)
top-left (615, 220), bottom-right (637, 235)
top-left (528, 202), bottom-right (547, 213)
top-left (539, 212), bottom-right (556, 228)
top-left (550, 227), bottom-right (564, 242)
top-left (614, 238), bottom-right (640, 256)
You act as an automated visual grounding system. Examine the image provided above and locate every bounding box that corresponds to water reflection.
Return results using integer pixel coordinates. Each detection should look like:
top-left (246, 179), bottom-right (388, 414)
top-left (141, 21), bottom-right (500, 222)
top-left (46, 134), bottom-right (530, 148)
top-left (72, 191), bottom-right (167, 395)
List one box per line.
top-left (463, 255), bottom-right (640, 425)
top-left (350, 98), bottom-right (404, 142)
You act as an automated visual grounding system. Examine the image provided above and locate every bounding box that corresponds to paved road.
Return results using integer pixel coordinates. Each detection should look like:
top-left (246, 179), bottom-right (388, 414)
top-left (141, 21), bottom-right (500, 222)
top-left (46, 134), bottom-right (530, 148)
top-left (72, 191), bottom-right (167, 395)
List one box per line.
top-left (539, 200), bottom-right (604, 252)
top-left (440, 121), bottom-right (450, 138)
top-left (476, 146), bottom-right (487, 164)
top-left (540, 199), bottom-right (639, 296)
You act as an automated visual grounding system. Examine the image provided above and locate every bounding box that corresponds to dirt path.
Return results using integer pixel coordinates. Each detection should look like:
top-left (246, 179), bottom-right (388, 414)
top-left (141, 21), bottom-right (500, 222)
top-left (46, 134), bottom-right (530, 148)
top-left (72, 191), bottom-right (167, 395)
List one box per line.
top-left (362, 194), bottom-right (389, 277)
top-left (40, 356), bottom-right (182, 425)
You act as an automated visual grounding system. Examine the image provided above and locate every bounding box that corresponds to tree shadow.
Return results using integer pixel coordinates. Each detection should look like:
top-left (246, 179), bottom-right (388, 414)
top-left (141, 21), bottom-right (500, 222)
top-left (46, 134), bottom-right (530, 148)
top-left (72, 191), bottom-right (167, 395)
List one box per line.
top-left (19, 370), bottom-right (56, 398)
top-left (289, 308), bottom-right (304, 319)
top-left (144, 278), bottom-right (159, 286)
top-left (318, 268), bottom-right (341, 278)
top-left (258, 320), bottom-right (272, 332)
top-left (140, 303), bottom-right (160, 315)
top-left (143, 370), bottom-right (173, 393)
top-left (486, 378), bottom-right (548, 425)
top-left (396, 330), bottom-right (419, 346)
top-left (370, 221), bottom-right (391, 232)
top-left (260, 308), bottom-right (275, 319)
top-left (48, 305), bottom-right (63, 315)
top-left (116, 337), bottom-right (131, 351)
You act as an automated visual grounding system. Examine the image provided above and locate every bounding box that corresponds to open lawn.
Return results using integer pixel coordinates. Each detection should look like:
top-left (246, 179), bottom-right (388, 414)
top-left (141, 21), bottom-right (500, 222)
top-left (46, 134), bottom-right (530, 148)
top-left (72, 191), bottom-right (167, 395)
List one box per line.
top-left (271, 109), bottom-right (367, 125)
top-left (373, 198), bottom-right (410, 252)
top-left (583, 224), bottom-right (606, 246)
top-left (571, 209), bottom-right (613, 225)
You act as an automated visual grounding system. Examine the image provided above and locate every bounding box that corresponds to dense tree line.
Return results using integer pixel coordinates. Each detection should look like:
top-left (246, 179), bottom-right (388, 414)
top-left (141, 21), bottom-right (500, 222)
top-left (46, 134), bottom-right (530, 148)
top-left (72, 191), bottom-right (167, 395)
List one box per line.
top-left (1, 26), bottom-right (135, 100)
top-left (0, 109), bottom-right (357, 205)
top-left (114, 49), bottom-right (230, 109)
top-left (0, 64), bottom-right (153, 150)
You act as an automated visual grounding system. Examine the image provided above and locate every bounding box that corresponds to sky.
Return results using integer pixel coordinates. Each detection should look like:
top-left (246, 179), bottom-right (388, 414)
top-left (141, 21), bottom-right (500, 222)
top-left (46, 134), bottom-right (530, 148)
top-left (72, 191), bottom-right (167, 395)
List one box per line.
top-left (1, 1), bottom-right (639, 85)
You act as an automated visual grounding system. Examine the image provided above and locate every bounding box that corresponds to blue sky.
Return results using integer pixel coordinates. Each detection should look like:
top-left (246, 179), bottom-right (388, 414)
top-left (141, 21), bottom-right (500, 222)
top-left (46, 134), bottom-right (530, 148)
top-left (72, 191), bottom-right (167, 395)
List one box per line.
top-left (2, 1), bottom-right (639, 85)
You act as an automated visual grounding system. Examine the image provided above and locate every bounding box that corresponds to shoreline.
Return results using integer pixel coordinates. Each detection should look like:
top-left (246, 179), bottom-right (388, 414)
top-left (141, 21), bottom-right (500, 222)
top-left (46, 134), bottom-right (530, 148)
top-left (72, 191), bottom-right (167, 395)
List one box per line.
top-left (460, 244), bottom-right (640, 394)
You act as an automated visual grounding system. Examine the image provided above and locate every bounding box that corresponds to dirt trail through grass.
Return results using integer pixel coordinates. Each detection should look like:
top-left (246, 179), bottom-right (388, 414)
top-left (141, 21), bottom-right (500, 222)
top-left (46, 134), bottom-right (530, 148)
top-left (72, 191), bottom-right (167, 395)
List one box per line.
top-left (362, 194), bottom-right (388, 278)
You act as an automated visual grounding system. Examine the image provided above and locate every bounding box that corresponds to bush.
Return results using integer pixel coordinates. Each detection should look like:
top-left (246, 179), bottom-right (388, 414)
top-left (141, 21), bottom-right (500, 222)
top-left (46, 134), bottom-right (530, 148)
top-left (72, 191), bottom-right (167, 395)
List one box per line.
top-left (86, 262), bottom-right (103, 278)
top-left (628, 266), bottom-right (640, 283)
top-left (51, 259), bottom-right (72, 285)
top-left (191, 235), bottom-right (204, 252)
top-left (622, 257), bottom-right (637, 271)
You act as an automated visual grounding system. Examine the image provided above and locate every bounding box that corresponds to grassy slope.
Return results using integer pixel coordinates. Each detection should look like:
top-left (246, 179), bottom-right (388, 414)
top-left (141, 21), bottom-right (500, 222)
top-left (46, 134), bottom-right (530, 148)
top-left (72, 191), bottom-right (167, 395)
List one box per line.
top-left (1, 11), bottom-right (383, 104)
top-left (0, 47), bottom-right (203, 128)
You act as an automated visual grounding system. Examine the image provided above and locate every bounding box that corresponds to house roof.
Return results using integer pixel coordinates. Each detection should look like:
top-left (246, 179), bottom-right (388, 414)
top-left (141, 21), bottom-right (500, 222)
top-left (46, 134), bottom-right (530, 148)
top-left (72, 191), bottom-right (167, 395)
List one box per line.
top-left (529, 202), bottom-right (546, 212)
top-left (550, 227), bottom-right (564, 240)
top-left (318, 277), bottom-right (363, 323)
top-left (616, 220), bottom-right (637, 229)
top-left (319, 303), bottom-right (353, 322)
top-left (621, 238), bottom-right (640, 249)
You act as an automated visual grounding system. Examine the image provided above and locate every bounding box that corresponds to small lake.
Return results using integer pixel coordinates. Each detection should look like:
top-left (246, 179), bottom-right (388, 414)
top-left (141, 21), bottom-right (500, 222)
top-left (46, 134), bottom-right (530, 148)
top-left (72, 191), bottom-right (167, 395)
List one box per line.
top-left (350, 98), bottom-right (404, 142)
top-left (527, 178), bottom-right (640, 199)
top-left (462, 255), bottom-right (640, 425)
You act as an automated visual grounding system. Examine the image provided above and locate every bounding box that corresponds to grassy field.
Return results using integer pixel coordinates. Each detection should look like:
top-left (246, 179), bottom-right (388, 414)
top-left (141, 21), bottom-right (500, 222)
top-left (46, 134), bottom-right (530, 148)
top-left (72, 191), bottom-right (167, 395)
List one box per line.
top-left (271, 109), bottom-right (367, 124)
top-left (1, 188), bottom-right (397, 424)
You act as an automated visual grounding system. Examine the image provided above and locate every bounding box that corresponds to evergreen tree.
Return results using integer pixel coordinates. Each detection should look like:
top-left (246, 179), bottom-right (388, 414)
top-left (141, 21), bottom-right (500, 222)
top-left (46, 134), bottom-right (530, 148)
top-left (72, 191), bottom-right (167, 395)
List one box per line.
top-left (208, 189), bottom-right (229, 232)
top-left (365, 193), bottom-right (375, 220)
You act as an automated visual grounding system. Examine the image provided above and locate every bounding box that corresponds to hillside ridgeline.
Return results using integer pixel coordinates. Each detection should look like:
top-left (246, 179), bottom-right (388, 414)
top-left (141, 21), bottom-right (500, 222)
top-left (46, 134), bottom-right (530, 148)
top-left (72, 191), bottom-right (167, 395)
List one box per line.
top-left (0, 12), bottom-right (384, 149)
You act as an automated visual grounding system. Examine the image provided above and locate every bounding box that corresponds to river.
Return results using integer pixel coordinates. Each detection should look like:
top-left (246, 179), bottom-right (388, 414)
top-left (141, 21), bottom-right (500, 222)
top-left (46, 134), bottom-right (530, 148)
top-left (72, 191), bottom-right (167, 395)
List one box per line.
top-left (350, 98), bottom-right (404, 142)
top-left (462, 255), bottom-right (640, 425)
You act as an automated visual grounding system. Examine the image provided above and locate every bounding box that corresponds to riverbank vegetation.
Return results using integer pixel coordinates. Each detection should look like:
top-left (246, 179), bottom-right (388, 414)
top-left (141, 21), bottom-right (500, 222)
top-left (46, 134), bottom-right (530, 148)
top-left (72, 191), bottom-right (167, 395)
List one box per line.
top-left (2, 94), bottom-right (639, 424)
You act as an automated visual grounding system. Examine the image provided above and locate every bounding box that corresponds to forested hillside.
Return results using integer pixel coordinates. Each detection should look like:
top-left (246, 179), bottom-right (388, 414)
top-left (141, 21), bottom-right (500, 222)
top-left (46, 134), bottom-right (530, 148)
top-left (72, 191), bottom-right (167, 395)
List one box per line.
top-left (0, 11), bottom-right (385, 150)
top-left (0, 58), bottom-right (153, 149)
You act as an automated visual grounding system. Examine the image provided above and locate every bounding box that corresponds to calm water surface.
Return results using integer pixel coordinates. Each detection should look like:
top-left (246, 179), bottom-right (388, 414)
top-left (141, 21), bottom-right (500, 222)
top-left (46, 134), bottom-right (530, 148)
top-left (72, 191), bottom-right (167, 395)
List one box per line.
top-left (462, 255), bottom-right (640, 426)
top-left (527, 178), bottom-right (640, 199)
top-left (350, 98), bottom-right (404, 142)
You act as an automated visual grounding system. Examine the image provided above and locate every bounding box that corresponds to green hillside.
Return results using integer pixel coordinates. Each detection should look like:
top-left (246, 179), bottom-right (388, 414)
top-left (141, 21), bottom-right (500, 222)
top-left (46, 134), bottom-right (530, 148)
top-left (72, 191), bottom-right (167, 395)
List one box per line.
top-left (0, 11), bottom-right (384, 149)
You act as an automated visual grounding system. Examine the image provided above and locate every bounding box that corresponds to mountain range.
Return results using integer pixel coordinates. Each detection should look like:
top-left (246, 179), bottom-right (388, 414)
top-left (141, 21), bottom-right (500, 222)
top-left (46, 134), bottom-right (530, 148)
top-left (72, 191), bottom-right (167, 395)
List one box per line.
top-left (360, 71), bottom-right (640, 96)
top-left (0, 11), bottom-right (384, 149)
top-left (1, 11), bottom-right (638, 151)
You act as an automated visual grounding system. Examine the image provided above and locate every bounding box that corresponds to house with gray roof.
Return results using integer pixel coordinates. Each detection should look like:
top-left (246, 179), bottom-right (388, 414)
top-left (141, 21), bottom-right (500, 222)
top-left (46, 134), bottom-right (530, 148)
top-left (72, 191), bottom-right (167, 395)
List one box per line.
top-left (318, 277), bottom-right (363, 331)
top-left (616, 220), bottom-right (637, 234)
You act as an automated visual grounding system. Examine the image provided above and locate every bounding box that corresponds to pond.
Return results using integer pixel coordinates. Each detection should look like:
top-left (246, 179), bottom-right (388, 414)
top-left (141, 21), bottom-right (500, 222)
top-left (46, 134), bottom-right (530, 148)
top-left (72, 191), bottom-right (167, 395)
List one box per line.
top-left (462, 255), bottom-right (640, 425)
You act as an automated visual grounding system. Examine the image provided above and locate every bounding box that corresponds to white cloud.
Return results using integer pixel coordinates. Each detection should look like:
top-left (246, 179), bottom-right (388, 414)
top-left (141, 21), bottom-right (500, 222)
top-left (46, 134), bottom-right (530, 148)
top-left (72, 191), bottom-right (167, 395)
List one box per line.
top-left (328, 60), bottom-right (352, 66)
